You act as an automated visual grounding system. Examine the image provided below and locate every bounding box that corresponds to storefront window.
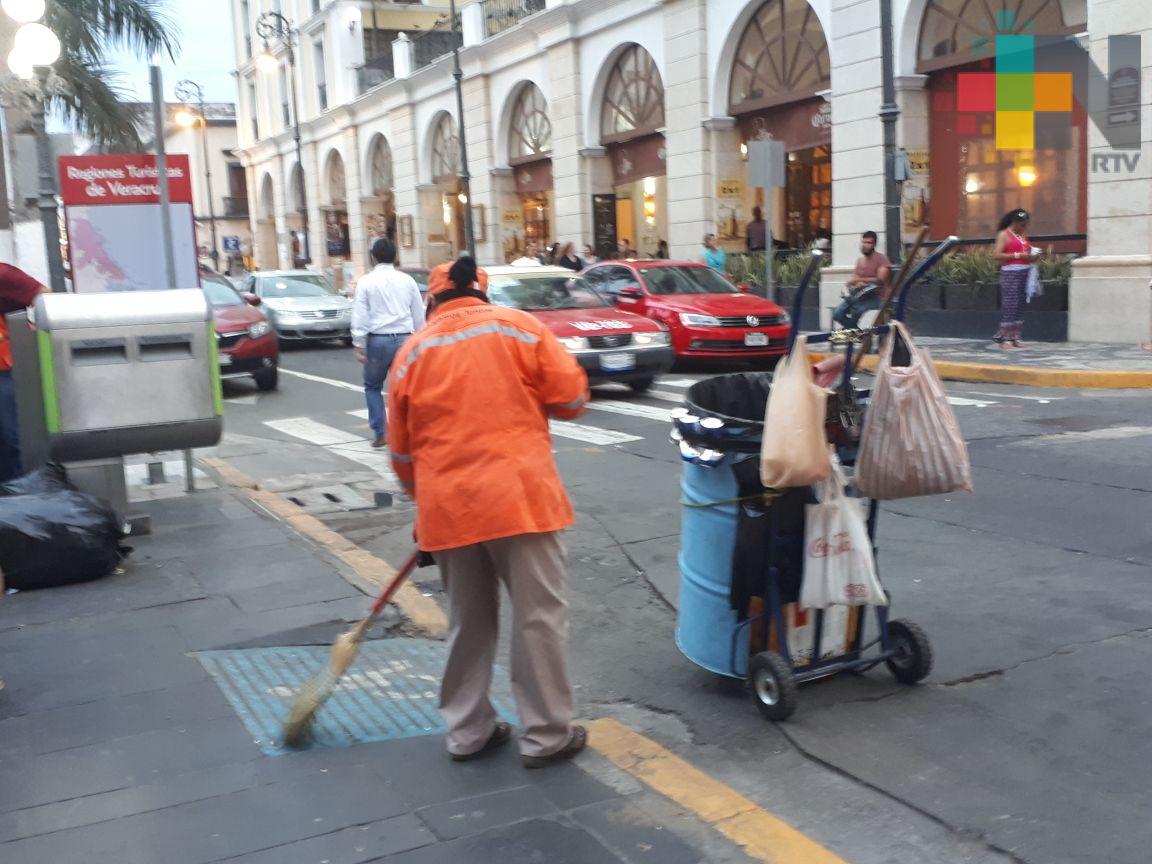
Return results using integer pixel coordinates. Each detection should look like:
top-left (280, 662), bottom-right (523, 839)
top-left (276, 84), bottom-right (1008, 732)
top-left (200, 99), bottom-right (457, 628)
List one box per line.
top-left (785, 145), bottom-right (831, 249)
top-left (509, 84), bottom-right (552, 165)
top-left (729, 0), bottom-right (830, 114)
top-left (430, 114), bottom-right (461, 184)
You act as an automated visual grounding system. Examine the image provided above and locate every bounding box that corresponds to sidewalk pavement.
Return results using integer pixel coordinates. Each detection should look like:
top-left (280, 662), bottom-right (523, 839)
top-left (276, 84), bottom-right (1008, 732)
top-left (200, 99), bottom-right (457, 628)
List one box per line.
top-left (813, 336), bottom-right (1152, 388)
top-left (0, 488), bottom-right (783, 864)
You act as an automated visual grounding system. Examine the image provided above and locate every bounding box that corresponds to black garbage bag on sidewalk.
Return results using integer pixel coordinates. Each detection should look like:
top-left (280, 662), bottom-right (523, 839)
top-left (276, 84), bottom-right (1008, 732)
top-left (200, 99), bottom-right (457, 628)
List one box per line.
top-left (0, 490), bottom-right (128, 590)
top-left (0, 463), bottom-right (73, 497)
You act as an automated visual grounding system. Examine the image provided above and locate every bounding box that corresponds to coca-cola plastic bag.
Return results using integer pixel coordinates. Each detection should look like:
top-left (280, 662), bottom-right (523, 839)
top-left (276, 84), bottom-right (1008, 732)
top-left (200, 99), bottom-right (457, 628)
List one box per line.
top-left (800, 457), bottom-right (887, 609)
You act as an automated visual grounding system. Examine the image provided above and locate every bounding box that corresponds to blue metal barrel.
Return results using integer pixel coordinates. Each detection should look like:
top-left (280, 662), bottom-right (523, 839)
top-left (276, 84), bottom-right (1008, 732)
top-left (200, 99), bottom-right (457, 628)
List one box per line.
top-left (676, 456), bottom-right (752, 679)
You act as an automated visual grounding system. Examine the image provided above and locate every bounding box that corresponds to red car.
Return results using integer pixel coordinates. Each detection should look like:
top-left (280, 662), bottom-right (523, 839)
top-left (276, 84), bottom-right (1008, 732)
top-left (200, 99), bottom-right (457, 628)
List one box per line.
top-left (581, 260), bottom-right (792, 361)
top-left (485, 265), bottom-right (674, 392)
top-left (202, 274), bottom-right (280, 391)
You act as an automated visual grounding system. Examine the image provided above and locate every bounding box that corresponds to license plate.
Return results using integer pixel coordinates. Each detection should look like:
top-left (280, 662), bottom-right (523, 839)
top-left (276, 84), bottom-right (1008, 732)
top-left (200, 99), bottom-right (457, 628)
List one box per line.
top-left (600, 352), bottom-right (636, 371)
top-left (219, 353), bottom-right (233, 366)
top-left (744, 332), bottom-right (770, 347)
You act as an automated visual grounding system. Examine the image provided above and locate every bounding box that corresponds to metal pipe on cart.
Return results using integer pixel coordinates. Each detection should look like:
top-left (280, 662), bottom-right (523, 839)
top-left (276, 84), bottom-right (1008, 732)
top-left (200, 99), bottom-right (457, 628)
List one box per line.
top-left (894, 235), bottom-right (960, 321)
top-left (786, 249), bottom-right (825, 353)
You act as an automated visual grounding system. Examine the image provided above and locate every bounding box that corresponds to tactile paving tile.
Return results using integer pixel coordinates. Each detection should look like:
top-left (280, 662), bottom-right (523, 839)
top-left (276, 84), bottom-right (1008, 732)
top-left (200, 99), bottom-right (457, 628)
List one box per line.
top-left (196, 638), bottom-right (516, 755)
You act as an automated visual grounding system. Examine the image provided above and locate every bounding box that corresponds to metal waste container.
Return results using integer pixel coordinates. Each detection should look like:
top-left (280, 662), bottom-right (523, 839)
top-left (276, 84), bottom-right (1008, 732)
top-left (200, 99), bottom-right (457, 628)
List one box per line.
top-left (14, 289), bottom-right (223, 464)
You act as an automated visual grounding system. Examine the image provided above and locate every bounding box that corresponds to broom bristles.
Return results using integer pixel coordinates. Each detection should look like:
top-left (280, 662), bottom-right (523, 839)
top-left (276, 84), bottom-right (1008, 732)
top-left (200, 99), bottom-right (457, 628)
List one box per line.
top-left (281, 626), bottom-right (366, 748)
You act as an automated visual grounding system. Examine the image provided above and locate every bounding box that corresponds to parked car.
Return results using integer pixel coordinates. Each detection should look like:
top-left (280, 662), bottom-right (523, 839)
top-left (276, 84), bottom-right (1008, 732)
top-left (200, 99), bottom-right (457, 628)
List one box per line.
top-left (582, 260), bottom-right (792, 361)
top-left (484, 265), bottom-right (673, 391)
top-left (201, 274), bottom-right (279, 391)
top-left (241, 270), bottom-right (353, 344)
top-left (401, 267), bottom-right (430, 296)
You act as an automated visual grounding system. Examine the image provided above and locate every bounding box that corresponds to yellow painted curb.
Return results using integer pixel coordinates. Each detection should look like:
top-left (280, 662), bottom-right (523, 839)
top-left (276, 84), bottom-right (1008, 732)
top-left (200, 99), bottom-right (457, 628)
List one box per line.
top-left (811, 352), bottom-right (1152, 391)
top-left (200, 458), bottom-right (447, 638)
top-left (811, 352), bottom-right (1152, 389)
top-left (586, 718), bottom-right (848, 864)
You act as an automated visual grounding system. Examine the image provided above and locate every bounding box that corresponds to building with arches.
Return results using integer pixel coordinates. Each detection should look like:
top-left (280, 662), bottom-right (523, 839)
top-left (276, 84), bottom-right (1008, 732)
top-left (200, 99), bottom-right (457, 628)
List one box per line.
top-left (232, 0), bottom-right (1150, 342)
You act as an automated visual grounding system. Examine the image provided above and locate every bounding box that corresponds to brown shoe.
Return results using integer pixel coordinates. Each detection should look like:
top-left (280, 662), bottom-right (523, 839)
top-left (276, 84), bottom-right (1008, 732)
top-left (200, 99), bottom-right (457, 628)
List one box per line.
top-left (450, 722), bottom-right (513, 762)
top-left (371, 436), bottom-right (387, 449)
top-left (522, 725), bottom-right (588, 769)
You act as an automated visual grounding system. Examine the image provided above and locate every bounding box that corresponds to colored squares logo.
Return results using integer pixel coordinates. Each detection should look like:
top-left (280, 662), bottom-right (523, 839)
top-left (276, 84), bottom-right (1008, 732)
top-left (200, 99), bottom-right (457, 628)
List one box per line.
top-left (957, 33), bottom-right (1073, 150)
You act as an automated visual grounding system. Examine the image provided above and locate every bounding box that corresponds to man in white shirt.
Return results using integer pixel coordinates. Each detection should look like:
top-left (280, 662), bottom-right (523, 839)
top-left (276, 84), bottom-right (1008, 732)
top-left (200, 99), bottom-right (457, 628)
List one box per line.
top-left (351, 238), bottom-right (425, 448)
top-left (511, 241), bottom-right (543, 267)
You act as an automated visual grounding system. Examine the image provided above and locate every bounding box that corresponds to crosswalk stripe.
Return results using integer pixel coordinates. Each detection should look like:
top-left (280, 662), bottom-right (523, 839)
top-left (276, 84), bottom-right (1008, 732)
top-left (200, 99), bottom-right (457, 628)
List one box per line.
top-left (550, 421), bottom-right (643, 446)
top-left (659, 378), bottom-right (703, 388)
top-left (264, 417), bottom-right (363, 445)
top-left (947, 396), bottom-right (997, 407)
top-left (647, 390), bottom-right (688, 404)
top-left (280, 367), bottom-right (363, 393)
top-left (586, 399), bottom-right (677, 423)
top-left (348, 409), bottom-right (370, 420)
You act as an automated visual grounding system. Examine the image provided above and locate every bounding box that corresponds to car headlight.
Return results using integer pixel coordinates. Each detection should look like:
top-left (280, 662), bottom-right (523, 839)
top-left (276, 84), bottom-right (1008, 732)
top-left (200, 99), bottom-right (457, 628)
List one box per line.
top-left (339, 306), bottom-right (353, 317)
top-left (679, 313), bottom-right (721, 327)
top-left (558, 336), bottom-right (589, 352)
top-left (777, 312), bottom-right (791, 325)
top-left (248, 321), bottom-right (271, 339)
top-left (634, 331), bottom-right (670, 346)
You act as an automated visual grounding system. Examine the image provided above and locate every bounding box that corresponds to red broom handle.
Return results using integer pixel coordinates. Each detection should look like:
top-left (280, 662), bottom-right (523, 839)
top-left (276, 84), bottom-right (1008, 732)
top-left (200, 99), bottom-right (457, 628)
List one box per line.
top-left (368, 551), bottom-right (421, 618)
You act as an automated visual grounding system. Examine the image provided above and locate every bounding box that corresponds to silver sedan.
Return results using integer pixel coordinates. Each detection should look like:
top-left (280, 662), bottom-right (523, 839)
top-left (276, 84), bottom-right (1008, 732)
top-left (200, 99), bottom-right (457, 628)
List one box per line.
top-left (242, 271), bottom-right (354, 344)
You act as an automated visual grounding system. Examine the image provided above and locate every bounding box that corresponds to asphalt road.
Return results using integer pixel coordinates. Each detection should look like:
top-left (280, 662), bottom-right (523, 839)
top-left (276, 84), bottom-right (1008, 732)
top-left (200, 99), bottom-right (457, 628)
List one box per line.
top-left (207, 339), bottom-right (1152, 864)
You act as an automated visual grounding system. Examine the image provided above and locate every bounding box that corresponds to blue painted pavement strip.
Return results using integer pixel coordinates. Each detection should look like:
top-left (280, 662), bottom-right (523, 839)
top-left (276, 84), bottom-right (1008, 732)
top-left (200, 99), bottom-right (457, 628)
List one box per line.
top-left (195, 638), bottom-right (517, 755)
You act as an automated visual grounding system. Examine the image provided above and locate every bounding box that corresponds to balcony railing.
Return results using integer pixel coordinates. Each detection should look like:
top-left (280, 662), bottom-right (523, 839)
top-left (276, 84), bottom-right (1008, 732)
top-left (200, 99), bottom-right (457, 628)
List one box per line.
top-left (484, 0), bottom-right (546, 37)
top-left (357, 53), bottom-right (395, 95)
top-left (412, 29), bottom-right (462, 69)
top-left (223, 196), bottom-right (249, 218)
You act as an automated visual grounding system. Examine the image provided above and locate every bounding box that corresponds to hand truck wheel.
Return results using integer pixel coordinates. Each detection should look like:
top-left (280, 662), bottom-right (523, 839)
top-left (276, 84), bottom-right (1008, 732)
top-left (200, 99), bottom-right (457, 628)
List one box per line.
top-left (748, 651), bottom-right (798, 721)
top-left (885, 619), bottom-right (933, 684)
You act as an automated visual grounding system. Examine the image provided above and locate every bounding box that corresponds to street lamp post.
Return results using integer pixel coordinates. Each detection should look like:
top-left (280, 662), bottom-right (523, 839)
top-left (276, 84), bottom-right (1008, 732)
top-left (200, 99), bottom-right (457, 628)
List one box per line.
top-left (879, 0), bottom-right (903, 265)
top-left (175, 79), bottom-right (220, 271)
top-left (256, 11), bottom-right (310, 265)
top-left (5, 6), bottom-right (65, 291)
top-left (447, 0), bottom-right (474, 257)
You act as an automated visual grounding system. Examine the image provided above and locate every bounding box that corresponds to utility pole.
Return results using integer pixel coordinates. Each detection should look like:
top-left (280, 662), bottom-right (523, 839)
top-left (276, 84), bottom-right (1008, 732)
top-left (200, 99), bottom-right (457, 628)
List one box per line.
top-left (31, 68), bottom-right (64, 292)
top-left (879, 0), bottom-right (902, 265)
top-left (176, 80), bottom-right (220, 271)
top-left (448, 0), bottom-right (474, 257)
top-left (150, 62), bottom-right (177, 288)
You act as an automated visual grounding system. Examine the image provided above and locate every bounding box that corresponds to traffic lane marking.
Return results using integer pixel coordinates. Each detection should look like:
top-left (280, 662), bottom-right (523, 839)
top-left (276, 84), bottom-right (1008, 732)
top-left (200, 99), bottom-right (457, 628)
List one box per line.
top-left (587, 718), bottom-right (847, 864)
top-left (279, 366), bottom-right (364, 393)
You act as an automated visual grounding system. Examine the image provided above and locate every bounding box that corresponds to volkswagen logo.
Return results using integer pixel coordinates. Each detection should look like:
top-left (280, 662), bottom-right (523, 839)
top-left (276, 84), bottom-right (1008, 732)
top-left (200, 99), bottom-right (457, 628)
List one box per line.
top-left (746, 315), bottom-right (760, 327)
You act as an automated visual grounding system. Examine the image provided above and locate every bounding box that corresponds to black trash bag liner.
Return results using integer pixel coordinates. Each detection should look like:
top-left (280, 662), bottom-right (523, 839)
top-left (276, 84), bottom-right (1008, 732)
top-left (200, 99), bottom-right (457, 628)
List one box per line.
top-left (679, 373), bottom-right (773, 453)
top-left (0, 463), bottom-right (73, 497)
top-left (0, 490), bottom-right (128, 590)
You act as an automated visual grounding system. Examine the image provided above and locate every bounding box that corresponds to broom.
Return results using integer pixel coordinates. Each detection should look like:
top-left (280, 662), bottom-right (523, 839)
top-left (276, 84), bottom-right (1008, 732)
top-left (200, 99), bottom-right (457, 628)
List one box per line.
top-left (282, 551), bottom-right (420, 748)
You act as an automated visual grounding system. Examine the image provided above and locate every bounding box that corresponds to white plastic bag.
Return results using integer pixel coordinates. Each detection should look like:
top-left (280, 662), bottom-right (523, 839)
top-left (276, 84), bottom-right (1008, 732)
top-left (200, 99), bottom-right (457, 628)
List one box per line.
top-left (800, 459), bottom-right (887, 609)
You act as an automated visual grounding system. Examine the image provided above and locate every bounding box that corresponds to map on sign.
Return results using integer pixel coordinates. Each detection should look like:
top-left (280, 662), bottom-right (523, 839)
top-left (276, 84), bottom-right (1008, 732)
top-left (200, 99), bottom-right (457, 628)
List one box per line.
top-left (66, 203), bottom-right (199, 293)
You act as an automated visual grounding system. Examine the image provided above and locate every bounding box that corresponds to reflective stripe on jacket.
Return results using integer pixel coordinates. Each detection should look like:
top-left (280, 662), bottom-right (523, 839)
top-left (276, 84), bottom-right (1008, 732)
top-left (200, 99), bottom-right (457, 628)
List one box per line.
top-left (387, 296), bottom-right (588, 552)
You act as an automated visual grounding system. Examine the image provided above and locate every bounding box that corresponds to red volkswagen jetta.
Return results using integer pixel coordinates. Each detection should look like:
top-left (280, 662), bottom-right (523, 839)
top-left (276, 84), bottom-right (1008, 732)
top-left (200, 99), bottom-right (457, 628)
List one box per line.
top-left (582, 260), bottom-right (792, 361)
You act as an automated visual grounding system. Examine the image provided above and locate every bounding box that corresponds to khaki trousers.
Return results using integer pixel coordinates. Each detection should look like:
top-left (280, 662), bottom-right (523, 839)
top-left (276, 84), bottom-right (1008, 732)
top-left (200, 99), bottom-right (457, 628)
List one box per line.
top-left (434, 531), bottom-right (575, 758)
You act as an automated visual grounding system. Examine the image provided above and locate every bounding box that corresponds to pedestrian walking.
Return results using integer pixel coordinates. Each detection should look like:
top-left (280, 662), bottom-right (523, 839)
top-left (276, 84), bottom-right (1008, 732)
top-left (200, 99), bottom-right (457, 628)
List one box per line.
top-left (555, 242), bottom-right (584, 272)
top-left (746, 206), bottom-right (767, 252)
top-left (388, 254), bottom-right (590, 768)
top-left (0, 262), bottom-right (47, 482)
top-left (350, 238), bottom-right (425, 448)
top-left (993, 208), bottom-right (1036, 349)
top-left (703, 233), bottom-right (727, 273)
top-left (512, 241), bottom-right (543, 267)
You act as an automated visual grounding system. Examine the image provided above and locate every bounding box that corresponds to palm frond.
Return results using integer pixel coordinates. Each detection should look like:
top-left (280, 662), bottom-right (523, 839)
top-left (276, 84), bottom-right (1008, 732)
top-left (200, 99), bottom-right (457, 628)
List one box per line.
top-left (49, 54), bottom-right (145, 150)
top-left (48, 0), bottom-right (179, 60)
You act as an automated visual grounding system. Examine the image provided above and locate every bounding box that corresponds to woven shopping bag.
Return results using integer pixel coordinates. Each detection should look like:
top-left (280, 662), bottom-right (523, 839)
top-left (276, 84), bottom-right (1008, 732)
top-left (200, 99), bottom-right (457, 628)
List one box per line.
top-left (854, 321), bottom-right (973, 500)
top-left (760, 336), bottom-right (831, 488)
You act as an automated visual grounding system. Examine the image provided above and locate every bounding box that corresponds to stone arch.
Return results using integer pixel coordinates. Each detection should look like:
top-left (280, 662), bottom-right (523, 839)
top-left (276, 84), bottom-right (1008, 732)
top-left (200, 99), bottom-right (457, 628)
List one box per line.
top-left (598, 43), bottom-right (665, 146)
top-left (364, 133), bottom-right (394, 197)
top-left (258, 173), bottom-right (275, 221)
top-left (427, 111), bottom-right (460, 186)
top-left (506, 82), bottom-right (552, 166)
top-left (584, 39), bottom-right (664, 149)
top-left (323, 149), bottom-right (347, 207)
top-left (287, 163), bottom-right (305, 214)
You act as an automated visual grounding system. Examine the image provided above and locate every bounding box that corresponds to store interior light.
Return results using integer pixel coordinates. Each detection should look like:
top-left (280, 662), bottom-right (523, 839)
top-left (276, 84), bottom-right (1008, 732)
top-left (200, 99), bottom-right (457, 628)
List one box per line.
top-left (457, 192), bottom-right (468, 204)
top-left (1016, 164), bottom-right (1038, 187)
top-left (642, 176), bottom-right (657, 196)
top-left (740, 142), bottom-right (748, 159)
top-left (442, 199), bottom-right (452, 225)
top-left (14, 21), bottom-right (59, 66)
top-left (2, 0), bottom-right (45, 24)
top-left (964, 174), bottom-right (980, 194)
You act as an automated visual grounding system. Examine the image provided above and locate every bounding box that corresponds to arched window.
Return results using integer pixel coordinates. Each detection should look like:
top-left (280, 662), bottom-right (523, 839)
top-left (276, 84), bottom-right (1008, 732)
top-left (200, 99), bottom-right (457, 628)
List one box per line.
top-left (259, 174), bottom-right (274, 221)
top-left (289, 163), bottom-right (305, 213)
top-left (917, 0), bottom-right (1085, 73)
top-left (601, 45), bottom-right (665, 144)
top-left (509, 84), bottom-right (552, 165)
top-left (430, 114), bottom-right (460, 184)
top-left (368, 135), bottom-right (393, 197)
top-left (325, 151), bottom-right (346, 207)
top-left (729, 0), bottom-right (830, 114)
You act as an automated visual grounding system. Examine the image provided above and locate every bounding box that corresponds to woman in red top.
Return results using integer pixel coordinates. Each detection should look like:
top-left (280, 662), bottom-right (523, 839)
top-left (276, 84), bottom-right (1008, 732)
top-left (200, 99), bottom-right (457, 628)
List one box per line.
top-left (992, 208), bottom-right (1037, 349)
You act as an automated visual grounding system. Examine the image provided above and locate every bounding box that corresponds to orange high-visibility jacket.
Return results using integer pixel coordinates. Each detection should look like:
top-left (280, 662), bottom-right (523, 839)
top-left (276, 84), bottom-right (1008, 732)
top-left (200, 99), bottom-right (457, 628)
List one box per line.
top-left (387, 296), bottom-right (589, 552)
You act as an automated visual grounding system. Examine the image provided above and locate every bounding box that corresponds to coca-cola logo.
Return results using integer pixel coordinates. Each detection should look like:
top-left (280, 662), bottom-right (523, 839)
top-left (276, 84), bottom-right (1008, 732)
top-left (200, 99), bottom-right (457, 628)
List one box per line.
top-left (809, 531), bottom-right (853, 558)
top-left (843, 583), bottom-right (869, 599)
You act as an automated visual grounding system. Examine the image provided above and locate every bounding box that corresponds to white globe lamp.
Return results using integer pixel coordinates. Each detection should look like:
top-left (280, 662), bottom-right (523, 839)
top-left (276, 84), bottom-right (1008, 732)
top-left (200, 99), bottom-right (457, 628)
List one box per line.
top-left (14, 22), bottom-right (61, 66)
top-left (1, 0), bottom-right (45, 24)
top-left (7, 47), bottom-right (33, 80)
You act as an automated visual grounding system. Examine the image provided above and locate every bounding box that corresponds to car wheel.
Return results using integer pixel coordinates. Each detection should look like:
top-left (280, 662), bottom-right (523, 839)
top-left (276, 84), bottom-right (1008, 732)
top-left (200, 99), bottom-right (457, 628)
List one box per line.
top-left (253, 367), bottom-right (279, 391)
top-left (342, 336), bottom-right (354, 347)
top-left (628, 377), bottom-right (655, 393)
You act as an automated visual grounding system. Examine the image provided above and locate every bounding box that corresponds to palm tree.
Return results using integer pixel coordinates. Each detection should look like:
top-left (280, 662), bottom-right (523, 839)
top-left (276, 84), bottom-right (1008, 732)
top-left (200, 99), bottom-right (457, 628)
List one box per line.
top-left (41, 0), bottom-right (180, 148)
